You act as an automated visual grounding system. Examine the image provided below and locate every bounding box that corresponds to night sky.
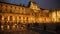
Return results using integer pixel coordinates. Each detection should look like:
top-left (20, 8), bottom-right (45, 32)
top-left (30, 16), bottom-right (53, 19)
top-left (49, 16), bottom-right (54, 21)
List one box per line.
top-left (0, 0), bottom-right (60, 10)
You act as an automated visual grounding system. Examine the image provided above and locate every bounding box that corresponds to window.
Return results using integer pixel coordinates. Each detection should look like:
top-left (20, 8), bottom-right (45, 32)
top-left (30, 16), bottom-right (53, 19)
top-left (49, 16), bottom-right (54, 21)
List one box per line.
top-left (19, 17), bottom-right (21, 19)
top-left (10, 10), bottom-right (12, 13)
top-left (59, 18), bottom-right (60, 21)
top-left (0, 15), bottom-right (2, 21)
top-left (11, 6), bottom-right (12, 8)
top-left (1, 4), bottom-right (3, 7)
top-left (0, 4), bottom-right (1, 8)
top-left (19, 8), bottom-right (20, 9)
top-left (19, 17), bottom-right (21, 22)
top-left (40, 15), bottom-right (44, 17)
top-left (0, 9), bottom-right (1, 12)
top-left (5, 9), bottom-right (7, 11)
top-left (15, 7), bottom-right (16, 9)
top-left (10, 16), bottom-right (12, 21)
top-left (5, 5), bottom-right (7, 8)
top-left (23, 17), bottom-right (25, 23)
top-left (31, 13), bottom-right (34, 15)
top-left (15, 16), bottom-right (17, 22)
top-left (26, 17), bottom-right (28, 22)
top-left (5, 9), bottom-right (7, 13)
top-left (4, 16), bottom-right (8, 22)
top-left (46, 15), bottom-right (49, 17)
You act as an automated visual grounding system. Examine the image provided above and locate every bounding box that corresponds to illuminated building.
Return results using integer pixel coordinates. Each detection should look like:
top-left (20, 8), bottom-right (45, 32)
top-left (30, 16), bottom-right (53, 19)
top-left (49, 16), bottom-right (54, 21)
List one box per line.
top-left (0, 1), bottom-right (60, 25)
top-left (50, 10), bottom-right (60, 22)
top-left (0, 1), bottom-right (60, 33)
top-left (0, 2), bottom-right (37, 24)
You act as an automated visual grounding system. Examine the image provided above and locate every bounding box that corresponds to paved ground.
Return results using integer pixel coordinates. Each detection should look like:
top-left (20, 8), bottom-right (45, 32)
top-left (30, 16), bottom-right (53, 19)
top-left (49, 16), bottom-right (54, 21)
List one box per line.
top-left (0, 30), bottom-right (40, 34)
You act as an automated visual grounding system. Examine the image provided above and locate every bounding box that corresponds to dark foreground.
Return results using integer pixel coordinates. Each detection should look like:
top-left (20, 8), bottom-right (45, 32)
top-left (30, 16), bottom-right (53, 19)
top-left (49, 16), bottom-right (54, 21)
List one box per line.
top-left (0, 22), bottom-right (60, 34)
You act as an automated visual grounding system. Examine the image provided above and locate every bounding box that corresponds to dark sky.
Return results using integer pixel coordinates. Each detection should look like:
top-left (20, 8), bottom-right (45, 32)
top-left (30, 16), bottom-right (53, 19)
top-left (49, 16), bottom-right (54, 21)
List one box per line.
top-left (0, 0), bottom-right (60, 10)
top-left (36, 0), bottom-right (60, 10)
top-left (0, 0), bottom-right (30, 6)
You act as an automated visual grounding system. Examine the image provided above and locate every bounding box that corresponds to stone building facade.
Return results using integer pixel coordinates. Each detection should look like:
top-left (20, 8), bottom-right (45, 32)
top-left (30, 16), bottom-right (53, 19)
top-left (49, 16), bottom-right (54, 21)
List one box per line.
top-left (0, 1), bottom-right (60, 25)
